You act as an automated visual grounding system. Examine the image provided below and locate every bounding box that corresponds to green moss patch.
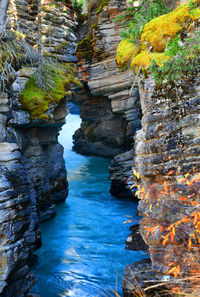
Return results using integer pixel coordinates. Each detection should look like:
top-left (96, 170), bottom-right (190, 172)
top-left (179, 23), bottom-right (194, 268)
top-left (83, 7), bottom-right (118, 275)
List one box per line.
top-left (115, 39), bottom-right (140, 70)
top-left (87, 0), bottom-right (109, 14)
top-left (19, 63), bottom-right (82, 120)
top-left (96, 0), bottom-right (108, 15)
top-left (77, 34), bottom-right (94, 60)
top-left (131, 51), bottom-right (170, 70)
top-left (141, 1), bottom-right (199, 52)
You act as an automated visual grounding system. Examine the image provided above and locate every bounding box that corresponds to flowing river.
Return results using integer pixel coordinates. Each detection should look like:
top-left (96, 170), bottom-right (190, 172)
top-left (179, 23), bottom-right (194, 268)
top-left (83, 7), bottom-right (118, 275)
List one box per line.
top-left (31, 112), bottom-right (146, 297)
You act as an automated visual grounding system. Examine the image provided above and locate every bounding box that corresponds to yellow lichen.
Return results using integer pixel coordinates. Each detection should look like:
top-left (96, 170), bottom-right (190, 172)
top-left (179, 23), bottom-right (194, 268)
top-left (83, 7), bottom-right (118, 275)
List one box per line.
top-left (131, 51), bottom-right (170, 71)
top-left (141, 2), bottom-right (199, 52)
top-left (115, 39), bottom-right (140, 69)
top-left (116, 0), bottom-right (200, 71)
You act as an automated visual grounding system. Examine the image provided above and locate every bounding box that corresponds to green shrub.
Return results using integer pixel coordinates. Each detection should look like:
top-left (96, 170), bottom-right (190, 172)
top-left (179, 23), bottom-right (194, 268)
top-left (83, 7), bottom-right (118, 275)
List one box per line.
top-left (72, 0), bottom-right (83, 15)
top-left (115, 0), bottom-right (200, 83)
top-left (114, 0), bottom-right (170, 42)
top-left (150, 31), bottom-right (200, 83)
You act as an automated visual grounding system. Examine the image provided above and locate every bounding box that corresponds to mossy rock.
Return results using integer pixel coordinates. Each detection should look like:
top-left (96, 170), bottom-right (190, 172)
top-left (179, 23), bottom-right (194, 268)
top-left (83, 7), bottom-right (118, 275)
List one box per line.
top-left (87, 0), bottom-right (102, 13)
top-left (77, 34), bottom-right (94, 60)
top-left (131, 51), bottom-right (171, 70)
top-left (96, 0), bottom-right (109, 15)
top-left (115, 39), bottom-right (140, 70)
top-left (19, 63), bottom-right (82, 120)
top-left (141, 0), bottom-right (200, 52)
top-left (92, 23), bottom-right (98, 29)
top-left (116, 0), bottom-right (200, 71)
top-left (87, 0), bottom-right (109, 14)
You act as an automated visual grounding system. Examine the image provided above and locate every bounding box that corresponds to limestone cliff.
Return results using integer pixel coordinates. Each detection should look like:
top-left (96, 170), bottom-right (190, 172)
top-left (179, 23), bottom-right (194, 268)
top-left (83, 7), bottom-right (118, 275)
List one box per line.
top-left (122, 69), bottom-right (200, 295)
top-left (118, 0), bottom-right (200, 294)
top-left (73, 0), bottom-right (141, 197)
top-left (135, 72), bottom-right (200, 290)
top-left (0, 0), bottom-right (77, 295)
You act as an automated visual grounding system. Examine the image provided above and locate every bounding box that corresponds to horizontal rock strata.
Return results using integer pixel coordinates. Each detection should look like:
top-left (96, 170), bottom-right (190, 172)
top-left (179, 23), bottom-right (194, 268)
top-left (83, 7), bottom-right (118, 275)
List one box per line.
top-left (0, 73), bottom-right (68, 297)
top-left (74, 0), bottom-right (141, 197)
top-left (134, 73), bottom-right (200, 291)
top-left (0, 0), bottom-right (77, 295)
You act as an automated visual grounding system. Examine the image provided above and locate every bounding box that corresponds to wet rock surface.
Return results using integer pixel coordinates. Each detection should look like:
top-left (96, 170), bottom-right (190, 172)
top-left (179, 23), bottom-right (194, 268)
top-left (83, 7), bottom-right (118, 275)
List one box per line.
top-left (125, 224), bottom-right (148, 251)
top-left (109, 150), bottom-right (137, 199)
top-left (122, 259), bottom-right (170, 297)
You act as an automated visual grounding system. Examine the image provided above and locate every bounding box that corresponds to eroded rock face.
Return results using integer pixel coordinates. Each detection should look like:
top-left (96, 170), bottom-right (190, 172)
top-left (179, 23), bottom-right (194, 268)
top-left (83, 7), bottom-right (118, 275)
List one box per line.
top-left (0, 73), bottom-right (69, 296)
top-left (8, 67), bottom-right (69, 221)
top-left (134, 73), bottom-right (200, 290)
top-left (8, 0), bottom-right (77, 64)
top-left (109, 149), bottom-right (137, 198)
top-left (0, 69), bottom-right (70, 295)
top-left (0, 0), bottom-right (77, 295)
top-left (0, 96), bottom-right (41, 296)
top-left (74, 0), bottom-right (141, 196)
top-left (0, 144), bottom-right (41, 297)
top-left (125, 224), bottom-right (148, 251)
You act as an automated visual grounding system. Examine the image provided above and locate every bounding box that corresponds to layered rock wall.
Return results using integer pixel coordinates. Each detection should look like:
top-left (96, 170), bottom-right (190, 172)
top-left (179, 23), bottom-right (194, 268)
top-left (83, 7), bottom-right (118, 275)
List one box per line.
top-left (0, 75), bottom-right (69, 297)
top-left (134, 73), bottom-right (200, 289)
top-left (8, 0), bottom-right (77, 63)
top-left (0, 0), bottom-right (77, 295)
top-left (74, 0), bottom-right (141, 197)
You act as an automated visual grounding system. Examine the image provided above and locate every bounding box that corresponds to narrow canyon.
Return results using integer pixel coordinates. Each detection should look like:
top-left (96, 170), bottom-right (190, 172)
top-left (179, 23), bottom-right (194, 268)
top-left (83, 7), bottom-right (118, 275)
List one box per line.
top-left (0, 0), bottom-right (200, 296)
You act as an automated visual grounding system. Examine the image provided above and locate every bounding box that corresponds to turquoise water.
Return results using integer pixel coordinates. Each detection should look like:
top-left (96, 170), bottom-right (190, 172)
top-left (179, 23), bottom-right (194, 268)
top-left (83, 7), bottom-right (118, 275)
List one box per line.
top-left (32, 113), bottom-right (147, 297)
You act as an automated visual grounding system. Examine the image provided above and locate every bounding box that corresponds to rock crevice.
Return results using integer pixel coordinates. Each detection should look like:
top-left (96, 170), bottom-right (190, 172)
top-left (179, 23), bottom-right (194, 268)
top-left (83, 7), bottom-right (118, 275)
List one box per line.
top-left (74, 0), bottom-right (141, 197)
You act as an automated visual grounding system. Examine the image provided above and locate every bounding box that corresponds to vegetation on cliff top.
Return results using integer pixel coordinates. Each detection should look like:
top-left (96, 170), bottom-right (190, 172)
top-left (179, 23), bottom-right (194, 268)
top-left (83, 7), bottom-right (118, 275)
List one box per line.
top-left (72, 0), bottom-right (83, 15)
top-left (0, 0), bottom-right (82, 121)
top-left (114, 0), bottom-right (170, 43)
top-left (150, 31), bottom-right (200, 82)
top-left (19, 60), bottom-right (82, 120)
top-left (116, 0), bottom-right (200, 81)
top-left (76, 0), bottom-right (111, 62)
